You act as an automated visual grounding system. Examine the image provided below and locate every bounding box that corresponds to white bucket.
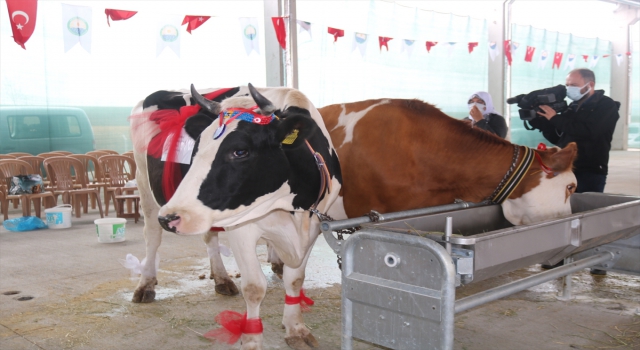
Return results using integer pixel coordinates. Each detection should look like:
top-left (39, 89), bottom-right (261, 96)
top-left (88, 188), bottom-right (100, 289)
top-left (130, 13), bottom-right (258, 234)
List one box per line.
top-left (94, 218), bottom-right (127, 243)
top-left (44, 204), bottom-right (73, 229)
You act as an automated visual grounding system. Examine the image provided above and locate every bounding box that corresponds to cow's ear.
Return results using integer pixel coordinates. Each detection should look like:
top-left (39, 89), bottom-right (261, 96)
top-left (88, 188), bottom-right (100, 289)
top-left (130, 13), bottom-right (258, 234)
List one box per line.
top-left (547, 142), bottom-right (577, 172)
top-left (276, 113), bottom-right (317, 147)
top-left (184, 114), bottom-right (215, 140)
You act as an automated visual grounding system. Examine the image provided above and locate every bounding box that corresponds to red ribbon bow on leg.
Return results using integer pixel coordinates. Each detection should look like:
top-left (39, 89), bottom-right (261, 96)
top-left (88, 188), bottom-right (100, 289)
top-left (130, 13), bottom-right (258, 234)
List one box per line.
top-left (203, 311), bottom-right (263, 344)
top-left (285, 289), bottom-right (315, 312)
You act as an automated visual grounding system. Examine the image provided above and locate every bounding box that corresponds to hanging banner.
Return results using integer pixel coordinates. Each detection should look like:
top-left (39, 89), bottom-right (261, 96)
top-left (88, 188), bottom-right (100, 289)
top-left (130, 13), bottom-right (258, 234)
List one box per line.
top-left (588, 55), bottom-right (600, 68)
top-left (468, 42), bottom-right (478, 54)
top-left (425, 41), bottom-right (437, 53)
top-left (616, 53), bottom-right (624, 66)
top-left (488, 41), bottom-right (498, 61)
top-left (503, 40), bottom-right (512, 66)
top-left (352, 32), bottom-right (367, 56)
top-left (297, 20), bottom-right (312, 39)
top-left (379, 36), bottom-right (392, 51)
top-left (239, 17), bottom-right (260, 55)
top-left (327, 27), bottom-right (344, 42)
top-left (105, 9), bottom-right (137, 27)
top-left (271, 17), bottom-right (286, 49)
top-left (157, 16), bottom-right (181, 57)
top-left (552, 52), bottom-right (563, 69)
top-left (564, 54), bottom-right (576, 71)
top-left (401, 39), bottom-right (415, 57)
top-left (511, 42), bottom-right (520, 55)
top-left (524, 46), bottom-right (535, 62)
top-left (582, 54), bottom-right (589, 63)
top-left (7, 0), bottom-right (37, 49)
top-left (183, 15), bottom-right (211, 34)
top-left (446, 42), bottom-right (457, 56)
top-left (62, 3), bottom-right (92, 53)
top-left (538, 50), bottom-right (549, 69)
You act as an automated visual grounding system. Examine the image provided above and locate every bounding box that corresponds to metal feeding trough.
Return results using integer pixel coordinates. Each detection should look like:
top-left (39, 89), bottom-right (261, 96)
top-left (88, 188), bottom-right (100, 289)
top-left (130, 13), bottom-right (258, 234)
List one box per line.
top-left (321, 193), bottom-right (640, 350)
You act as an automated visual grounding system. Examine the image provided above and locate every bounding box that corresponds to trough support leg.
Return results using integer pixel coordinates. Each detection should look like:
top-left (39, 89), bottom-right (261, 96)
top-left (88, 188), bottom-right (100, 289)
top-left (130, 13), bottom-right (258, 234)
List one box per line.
top-left (559, 256), bottom-right (573, 300)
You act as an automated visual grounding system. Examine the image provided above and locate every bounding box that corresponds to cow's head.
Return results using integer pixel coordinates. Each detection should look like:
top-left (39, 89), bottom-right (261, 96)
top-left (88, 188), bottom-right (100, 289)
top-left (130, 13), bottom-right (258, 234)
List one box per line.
top-left (501, 143), bottom-right (578, 225)
top-left (157, 84), bottom-right (324, 234)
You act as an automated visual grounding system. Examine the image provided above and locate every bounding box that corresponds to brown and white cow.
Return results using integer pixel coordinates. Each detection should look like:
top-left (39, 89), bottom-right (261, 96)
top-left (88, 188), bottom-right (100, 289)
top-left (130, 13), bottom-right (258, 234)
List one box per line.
top-left (318, 98), bottom-right (577, 225)
top-left (130, 84), bottom-right (342, 350)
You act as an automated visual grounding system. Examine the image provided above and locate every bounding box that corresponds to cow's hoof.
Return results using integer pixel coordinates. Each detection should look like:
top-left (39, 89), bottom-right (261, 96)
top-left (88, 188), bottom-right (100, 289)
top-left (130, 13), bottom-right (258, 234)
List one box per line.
top-left (132, 288), bottom-right (156, 303)
top-left (215, 279), bottom-right (239, 296)
top-left (240, 333), bottom-right (262, 350)
top-left (271, 262), bottom-right (284, 279)
top-left (285, 333), bottom-right (319, 350)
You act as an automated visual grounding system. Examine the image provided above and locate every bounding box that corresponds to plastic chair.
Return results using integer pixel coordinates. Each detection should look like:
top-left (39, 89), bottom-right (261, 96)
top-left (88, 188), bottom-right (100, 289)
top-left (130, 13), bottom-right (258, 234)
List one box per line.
top-left (0, 155), bottom-right (17, 160)
top-left (98, 155), bottom-right (139, 218)
top-left (37, 152), bottom-right (66, 158)
top-left (43, 156), bottom-right (104, 218)
top-left (52, 151), bottom-right (73, 155)
top-left (96, 149), bottom-right (120, 155)
top-left (7, 152), bottom-right (32, 157)
top-left (68, 154), bottom-right (109, 209)
top-left (17, 156), bottom-right (49, 195)
top-left (0, 159), bottom-right (56, 220)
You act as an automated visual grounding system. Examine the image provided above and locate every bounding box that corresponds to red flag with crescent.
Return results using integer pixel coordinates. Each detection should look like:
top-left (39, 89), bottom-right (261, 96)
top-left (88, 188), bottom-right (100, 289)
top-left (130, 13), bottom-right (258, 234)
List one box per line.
top-left (425, 41), bottom-right (437, 53)
top-left (504, 40), bottom-right (512, 65)
top-left (552, 52), bottom-right (563, 69)
top-left (105, 9), bottom-right (137, 27)
top-left (327, 27), bottom-right (344, 42)
top-left (182, 15), bottom-right (211, 34)
top-left (6, 0), bottom-right (37, 49)
top-left (271, 17), bottom-right (286, 49)
top-left (524, 46), bottom-right (536, 62)
top-left (468, 42), bottom-right (478, 53)
top-left (379, 36), bottom-right (392, 51)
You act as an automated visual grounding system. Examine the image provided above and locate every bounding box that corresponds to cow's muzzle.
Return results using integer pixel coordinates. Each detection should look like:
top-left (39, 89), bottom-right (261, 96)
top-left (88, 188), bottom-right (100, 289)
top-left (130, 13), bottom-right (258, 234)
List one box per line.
top-left (158, 214), bottom-right (180, 233)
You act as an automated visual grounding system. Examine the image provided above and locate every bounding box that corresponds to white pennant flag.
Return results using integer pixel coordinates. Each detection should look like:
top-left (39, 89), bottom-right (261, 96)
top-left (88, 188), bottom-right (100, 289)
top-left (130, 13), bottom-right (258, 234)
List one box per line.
top-left (62, 4), bottom-right (92, 53)
top-left (447, 42), bottom-right (457, 57)
top-left (401, 39), bottom-right (415, 57)
top-left (511, 42), bottom-right (520, 55)
top-left (239, 17), bottom-right (260, 55)
top-left (488, 41), bottom-right (499, 61)
top-left (156, 16), bottom-right (181, 57)
top-left (615, 53), bottom-right (624, 66)
top-left (564, 54), bottom-right (576, 71)
top-left (352, 32), bottom-right (368, 57)
top-left (538, 50), bottom-right (549, 69)
top-left (297, 20), bottom-right (312, 40)
top-left (589, 55), bottom-right (600, 68)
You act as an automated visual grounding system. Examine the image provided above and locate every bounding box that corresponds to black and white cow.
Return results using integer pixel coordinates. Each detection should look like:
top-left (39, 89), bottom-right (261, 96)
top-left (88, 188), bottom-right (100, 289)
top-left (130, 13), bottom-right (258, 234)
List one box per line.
top-left (129, 84), bottom-right (342, 350)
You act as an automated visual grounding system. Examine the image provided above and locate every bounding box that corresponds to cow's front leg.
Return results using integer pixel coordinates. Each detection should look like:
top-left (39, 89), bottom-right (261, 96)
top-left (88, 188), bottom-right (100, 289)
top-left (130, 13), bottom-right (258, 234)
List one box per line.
top-left (203, 230), bottom-right (239, 296)
top-left (281, 241), bottom-right (319, 350)
top-left (227, 228), bottom-right (266, 350)
top-left (133, 184), bottom-right (162, 303)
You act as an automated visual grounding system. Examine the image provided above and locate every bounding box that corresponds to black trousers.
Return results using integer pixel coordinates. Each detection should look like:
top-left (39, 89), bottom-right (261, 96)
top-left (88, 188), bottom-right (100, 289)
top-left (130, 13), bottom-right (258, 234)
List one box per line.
top-left (574, 171), bottom-right (607, 193)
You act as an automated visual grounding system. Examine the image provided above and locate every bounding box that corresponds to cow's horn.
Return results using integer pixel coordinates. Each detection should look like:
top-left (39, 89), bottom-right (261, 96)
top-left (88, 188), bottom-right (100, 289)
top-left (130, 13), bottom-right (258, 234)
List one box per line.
top-left (248, 83), bottom-right (277, 115)
top-left (190, 84), bottom-right (222, 115)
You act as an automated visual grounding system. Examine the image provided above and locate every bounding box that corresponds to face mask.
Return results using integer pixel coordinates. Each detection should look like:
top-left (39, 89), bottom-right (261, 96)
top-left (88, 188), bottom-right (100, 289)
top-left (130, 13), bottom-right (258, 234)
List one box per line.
top-left (468, 102), bottom-right (486, 113)
top-left (566, 83), bottom-right (591, 101)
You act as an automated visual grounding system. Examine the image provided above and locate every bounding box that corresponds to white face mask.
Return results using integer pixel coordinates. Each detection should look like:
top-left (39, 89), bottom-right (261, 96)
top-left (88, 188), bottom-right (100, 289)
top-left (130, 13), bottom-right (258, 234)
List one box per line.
top-left (566, 83), bottom-right (591, 101)
top-left (468, 102), bottom-right (486, 113)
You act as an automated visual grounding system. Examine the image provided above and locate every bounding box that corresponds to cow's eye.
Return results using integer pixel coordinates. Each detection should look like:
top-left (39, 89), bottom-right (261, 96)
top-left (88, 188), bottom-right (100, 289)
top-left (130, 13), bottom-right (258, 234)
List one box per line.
top-left (233, 150), bottom-right (249, 158)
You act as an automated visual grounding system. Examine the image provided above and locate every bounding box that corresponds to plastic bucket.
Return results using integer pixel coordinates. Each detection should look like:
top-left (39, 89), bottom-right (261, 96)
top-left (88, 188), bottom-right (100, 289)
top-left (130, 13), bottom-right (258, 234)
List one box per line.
top-left (94, 218), bottom-right (127, 243)
top-left (44, 204), bottom-right (72, 229)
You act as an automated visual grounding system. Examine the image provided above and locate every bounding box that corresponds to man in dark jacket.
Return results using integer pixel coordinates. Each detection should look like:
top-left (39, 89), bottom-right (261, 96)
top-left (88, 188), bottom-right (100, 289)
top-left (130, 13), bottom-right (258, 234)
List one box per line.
top-left (530, 68), bottom-right (620, 275)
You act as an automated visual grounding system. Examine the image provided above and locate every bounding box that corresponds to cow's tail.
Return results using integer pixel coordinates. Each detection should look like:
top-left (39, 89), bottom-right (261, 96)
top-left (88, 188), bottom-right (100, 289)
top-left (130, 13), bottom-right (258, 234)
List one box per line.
top-left (129, 109), bottom-right (160, 154)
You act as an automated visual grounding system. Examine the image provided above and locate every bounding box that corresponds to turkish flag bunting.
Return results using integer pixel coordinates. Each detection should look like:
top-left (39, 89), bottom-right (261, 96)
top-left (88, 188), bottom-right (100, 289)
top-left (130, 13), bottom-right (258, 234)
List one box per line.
top-left (327, 27), bottom-right (344, 42)
top-left (552, 52), bottom-right (563, 69)
top-left (379, 36), bottom-right (392, 51)
top-left (582, 54), bottom-right (589, 62)
top-left (503, 40), bottom-right (512, 65)
top-left (602, 54), bottom-right (610, 58)
top-left (272, 17), bottom-right (286, 49)
top-left (182, 15), bottom-right (211, 34)
top-left (468, 42), bottom-right (478, 53)
top-left (105, 9), bottom-right (137, 27)
top-left (425, 41), bottom-right (437, 52)
top-left (524, 46), bottom-right (536, 62)
top-left (6, 0), bottom-right (37, 49)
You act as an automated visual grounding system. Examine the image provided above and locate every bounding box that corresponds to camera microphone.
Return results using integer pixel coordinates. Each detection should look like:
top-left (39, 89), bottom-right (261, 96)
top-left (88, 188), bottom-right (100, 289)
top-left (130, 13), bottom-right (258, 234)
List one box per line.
top-left (506, 94), bottom-right (524, 104)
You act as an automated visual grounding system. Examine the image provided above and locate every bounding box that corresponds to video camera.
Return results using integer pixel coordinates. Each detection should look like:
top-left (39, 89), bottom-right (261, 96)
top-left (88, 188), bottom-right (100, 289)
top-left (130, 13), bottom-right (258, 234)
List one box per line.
top-left (506, 85), bottom-right (569, 121)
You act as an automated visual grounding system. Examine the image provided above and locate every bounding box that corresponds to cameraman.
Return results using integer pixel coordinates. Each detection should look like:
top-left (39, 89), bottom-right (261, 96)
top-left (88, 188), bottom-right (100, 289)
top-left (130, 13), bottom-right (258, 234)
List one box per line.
top-left (530, 68), bottom-right (620, 193)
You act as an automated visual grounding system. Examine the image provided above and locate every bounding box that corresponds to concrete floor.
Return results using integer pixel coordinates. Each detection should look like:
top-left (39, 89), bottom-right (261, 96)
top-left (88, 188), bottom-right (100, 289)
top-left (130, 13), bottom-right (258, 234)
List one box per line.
top-left (1, 151), bottom-right (639, 350)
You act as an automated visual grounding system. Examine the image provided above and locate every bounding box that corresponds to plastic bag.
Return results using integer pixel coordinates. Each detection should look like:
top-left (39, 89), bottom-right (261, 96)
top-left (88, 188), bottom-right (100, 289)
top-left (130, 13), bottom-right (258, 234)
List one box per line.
top-left (8, 174), bottom-right (44, 195)
top-left (119, 252), bottom-right (160, 278)
top-left (2, 216), bottom-right (48, 232)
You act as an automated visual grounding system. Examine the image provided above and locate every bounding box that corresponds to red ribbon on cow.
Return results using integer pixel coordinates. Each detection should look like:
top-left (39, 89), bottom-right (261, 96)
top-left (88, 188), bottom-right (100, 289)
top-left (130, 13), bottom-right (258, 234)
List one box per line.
top-left (147, 88), bottom-right (233, 201)
top-left (534, 151), bottom-right (554, 175)
top-left (284, 289), bottom-right (314, 312)
top-left (537, 143), bottom-right (547, 151)
top-left (203, 311), bottom-right (263, 344)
